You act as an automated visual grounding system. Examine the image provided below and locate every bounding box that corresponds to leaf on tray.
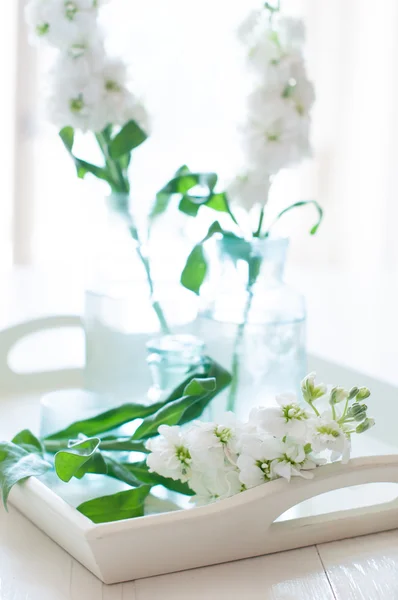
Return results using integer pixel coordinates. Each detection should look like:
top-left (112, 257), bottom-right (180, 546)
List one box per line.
top-left (77, 485), bottom-right (151, 524)
top-left (54, 437), bottom-right (101, 483)
top-left (132, 358), bottom-right (232, 440)
top-left (12, 430), bottom-right (44, 455)
top-left (120, 461), bottom-right (194, 496)
top-left (0, 442), bottom-right (51, 508)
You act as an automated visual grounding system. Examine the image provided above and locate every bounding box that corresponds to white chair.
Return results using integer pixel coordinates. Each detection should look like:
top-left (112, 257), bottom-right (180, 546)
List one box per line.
top-left (0, 315), bottom-right (84, 397)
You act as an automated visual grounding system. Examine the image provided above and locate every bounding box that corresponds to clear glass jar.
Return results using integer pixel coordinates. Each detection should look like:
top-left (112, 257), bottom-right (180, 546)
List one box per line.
top-left (195, 236), bottom-right (306, 420)
top-left (84, 196), bottom-right (197, 405)
top-left (146, 334), bottom-right (206, 403)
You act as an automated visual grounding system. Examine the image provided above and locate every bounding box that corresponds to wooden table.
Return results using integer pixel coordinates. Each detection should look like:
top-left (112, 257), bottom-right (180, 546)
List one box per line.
top-left (1, 268), bottom-right (397, 599)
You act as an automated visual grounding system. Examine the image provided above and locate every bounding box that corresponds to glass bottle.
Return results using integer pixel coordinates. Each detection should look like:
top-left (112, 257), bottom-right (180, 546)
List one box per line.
top-left (83, 195), bottom-right (197, 406)
top-left (146, 334), bottom-right (206, 403)
top-left (195, 236), bottom-right (306, 420)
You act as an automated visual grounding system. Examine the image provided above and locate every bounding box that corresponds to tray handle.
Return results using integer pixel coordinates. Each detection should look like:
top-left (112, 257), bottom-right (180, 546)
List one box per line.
top-left (0, 316), bottom-right (83, 396)
top-left (265, 454), bottom-right (398, 551)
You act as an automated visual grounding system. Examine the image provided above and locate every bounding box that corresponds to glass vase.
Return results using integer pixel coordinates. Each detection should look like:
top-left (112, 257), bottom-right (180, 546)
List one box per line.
top-left (83, 196), bottom-right (197, 405)
top-left (195, 236), bottom-right (306, 420)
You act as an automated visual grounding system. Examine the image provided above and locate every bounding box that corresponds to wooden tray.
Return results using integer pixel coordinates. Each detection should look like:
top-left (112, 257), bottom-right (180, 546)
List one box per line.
top-left (9, 455), bottom-right (398, 584)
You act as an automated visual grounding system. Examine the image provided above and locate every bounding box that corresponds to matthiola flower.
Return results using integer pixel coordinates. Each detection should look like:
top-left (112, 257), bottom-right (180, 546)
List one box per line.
top-left (238, 434), bottom-right (318, 487)
top-left (189, 467), bottom-right (242, 506)
top-left (146, 425), bottom-right (192, 482)
top-left (226, 170), bottom-right (271, 212)
top-left (309, 414), bottom-right (351, 464)
top-left (25, 0), bottom-right (99, 50)
top-left (187, 415), bottom-right (252, 469)
top-left (48, 53), bottom-right (149, 133)
top-left (233, 8), bottom-right (315, 202)
top-left (250, 393), bottom-right (310, 440)
top-left (242, 89), bottom-right (311, 176)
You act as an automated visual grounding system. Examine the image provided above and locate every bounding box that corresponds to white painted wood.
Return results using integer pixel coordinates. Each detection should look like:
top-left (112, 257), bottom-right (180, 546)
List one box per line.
top-left (9, 454), bottom-right (398, 584)
top-left (318, 529), bottom-right (398, 599)
top-left (134, 547), bottom-right (334, 600)
top-left (0, 315), bottom-right (83, 396)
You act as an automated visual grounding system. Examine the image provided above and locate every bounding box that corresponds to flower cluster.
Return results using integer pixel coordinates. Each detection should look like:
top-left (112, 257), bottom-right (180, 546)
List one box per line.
top-left (146, 374), bottom-right (374, 506)
top-left (228, 9), bottom-right (315, 211)
top-left (25, 0), bottom-right (148, 133)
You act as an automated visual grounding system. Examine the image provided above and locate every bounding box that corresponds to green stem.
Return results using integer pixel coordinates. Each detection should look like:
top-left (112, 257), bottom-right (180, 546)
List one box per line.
top-left (95, 130), bottom-right (170, 335)
top-left (44, 438), bottom-right (148, 454)
top-left (227, 287), bottom-right (254, 412)
top-left (132, 227), bottom-right (170, 335)
top-left (254, 205), bottom-right (266, 238)
top-left (95, 132), bottom-right (128, 194)
top-left (308, 401), bottom-right (320, 417)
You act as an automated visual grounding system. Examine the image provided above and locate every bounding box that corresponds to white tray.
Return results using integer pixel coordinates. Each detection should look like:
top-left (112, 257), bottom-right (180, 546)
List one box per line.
top-left (9, 454), bottom-right (398, 584)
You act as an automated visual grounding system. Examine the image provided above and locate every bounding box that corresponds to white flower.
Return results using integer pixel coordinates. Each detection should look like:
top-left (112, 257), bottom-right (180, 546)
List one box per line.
top-left (189, 467), bottom-right (242, 506)
top-left (236, 9), bottom-right (264, 44)
top-left (237, 435), bottom-right (280, 489)
top-left (227, 170), bottom-right (270, 212)
top-left (242, 91), bottom-right (311, 175)
top-left (250, 393), bottom-right (309, 440)
top-left (309, 414), bottom-right (351, 464)
top-left (25, 0), bottom-right (99, 50)
top-left (277, 17), bottom-right (306, 49)
top-left (186, 414), bottom-right (251, 469)
top-left (238, 434), bottom-right (318, 488)
top-left (48, 53), bottom-right (150, 133)
top-left (146, 425), bottom-right (192, 482)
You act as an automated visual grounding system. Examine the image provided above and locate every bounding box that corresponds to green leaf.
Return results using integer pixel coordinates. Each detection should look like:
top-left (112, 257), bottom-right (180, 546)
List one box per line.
top-left (150, 171), bottom-right (218, 220)
top-left (180, 244), bottom-right (207, 295)
top-left (0, 442), bottom-right (51, 508)
top-left (183, 377), bottom-right (216, 396)
top-left (77, 486), bottom-right (151, 524)
top-left (74, 159), bottom-right (114, 185)
top-left (132, 396), bottom-right (198, 440)
top-left (54, 437), bottom-right (100, 483)
top-left (180, 360), bottom-right (231, 424)
top-left (12, 430), bottom-right (44, 455)
top-left (74, 452), bottom-right (108, 480)
top-left (109, 120), bottom-right (147, 159)
top-left (178, 195), bottom-right (200, 217)
top-left (45, 401), bottom-right (166, 441)
top-left (59, 126), bottom-right (74, 152)
top-left (121, 461), bottom-right (194, 496)
top-left (133, 359), bottom-right (232, 440)
top-left (104, 456), bottom-right (143, 488)
top-left (180, 221), bottom-right (223, 294)
top-left (267, 200), bottom-right (324, 236)
top-left (204, 192), bottom-right (230, 213)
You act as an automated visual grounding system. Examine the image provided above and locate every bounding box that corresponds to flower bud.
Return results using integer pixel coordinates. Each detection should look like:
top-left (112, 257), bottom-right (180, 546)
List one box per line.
top-left (356, 387), bottom-right (371, 401)
top-left (356, 418), bottom-right (375, 433)
top-left (330, 387), bottom-right (349, 405)
top-left (349, 403), bottom-right (367, 420)
top-left (301, 372), bottom-right (327, 402)
top-left (348, 387), bottom-right (359, 400)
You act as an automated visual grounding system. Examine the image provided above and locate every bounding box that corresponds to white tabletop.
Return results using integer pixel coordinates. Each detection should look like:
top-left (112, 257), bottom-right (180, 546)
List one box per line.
top-left (1, 268), bottom-right (398, 599)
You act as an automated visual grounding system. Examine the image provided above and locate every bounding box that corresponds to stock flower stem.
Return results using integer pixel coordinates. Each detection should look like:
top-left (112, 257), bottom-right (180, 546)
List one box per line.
top-left (227, 286), bottom-right (254, 412)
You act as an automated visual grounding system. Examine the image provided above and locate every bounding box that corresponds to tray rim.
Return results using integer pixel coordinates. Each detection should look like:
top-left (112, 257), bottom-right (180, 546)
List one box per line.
top-left (10, 453), bottom-right (398, 538)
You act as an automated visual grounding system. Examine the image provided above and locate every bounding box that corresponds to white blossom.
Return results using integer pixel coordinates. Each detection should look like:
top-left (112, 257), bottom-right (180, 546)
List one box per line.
top-left (189, 467), bottom-right (242, 506)
top-left (238, 434), bottom-right (318, 487)
top-left (146, 425), bottom-right (192, 482)
top-left (234, 9), bottom-right (315, 205)
top-left (242, 88), bottom-right (311, 175)
top-left (48, 53), bottom-right (150, 133)
top-left (25, 0), bottom-right (100, 50)
top-left (226, 170), bottom-right (270, 212)
top-left (309, 414), bottom-right (351, 464)
top-left (250, 392), bottom-right (310, 440)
